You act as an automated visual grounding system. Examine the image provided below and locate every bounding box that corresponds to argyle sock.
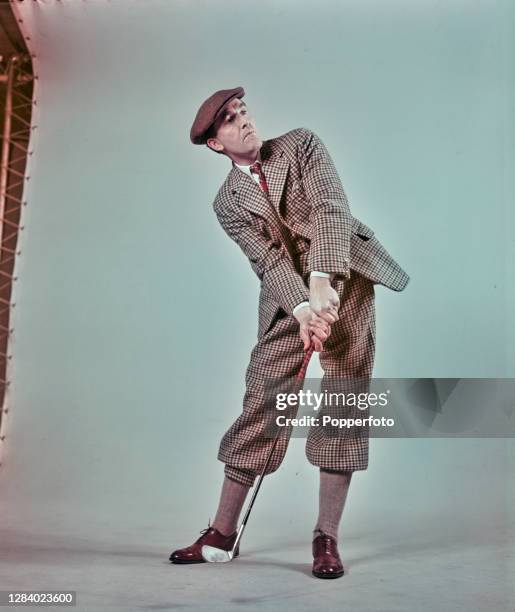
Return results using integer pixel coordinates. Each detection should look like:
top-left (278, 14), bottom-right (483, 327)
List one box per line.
top-left (313, 468), bottom-right (353, 542)
top-left (211, 476), bottom-right (251, 537)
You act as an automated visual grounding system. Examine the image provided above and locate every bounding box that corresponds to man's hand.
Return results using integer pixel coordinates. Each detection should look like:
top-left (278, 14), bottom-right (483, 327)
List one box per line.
top-left (309, 276), bottom-right (340, 325)
top-left (294, 305), bottom-right (332, 352)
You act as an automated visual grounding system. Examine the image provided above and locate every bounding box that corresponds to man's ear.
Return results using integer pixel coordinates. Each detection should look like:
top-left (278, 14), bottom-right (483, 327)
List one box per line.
top-left (206, 137), bottom-right (224, 153)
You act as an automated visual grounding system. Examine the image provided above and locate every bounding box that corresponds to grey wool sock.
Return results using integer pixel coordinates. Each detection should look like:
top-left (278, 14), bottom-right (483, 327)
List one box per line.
top-left (313, 468), bottom-right (353, 542)
top-left (211, 475), bottom-right (251, 537)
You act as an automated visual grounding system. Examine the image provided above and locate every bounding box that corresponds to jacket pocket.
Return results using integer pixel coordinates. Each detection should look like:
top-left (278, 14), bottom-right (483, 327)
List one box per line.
top-left (352, 219), bottom-right (375, 241)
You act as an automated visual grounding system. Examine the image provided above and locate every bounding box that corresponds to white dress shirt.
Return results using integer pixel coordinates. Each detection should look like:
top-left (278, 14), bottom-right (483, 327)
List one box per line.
top-left (234, 158), bottom-right (331, 317)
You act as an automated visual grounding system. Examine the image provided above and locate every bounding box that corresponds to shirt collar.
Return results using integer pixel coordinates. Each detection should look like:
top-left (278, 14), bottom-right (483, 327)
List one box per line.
top-left (233, 151), bottom-right (262, 177)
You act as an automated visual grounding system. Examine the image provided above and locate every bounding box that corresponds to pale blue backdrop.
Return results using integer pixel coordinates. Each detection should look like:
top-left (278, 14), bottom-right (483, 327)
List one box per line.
top-left (0, 1), bottom-right (513, 609)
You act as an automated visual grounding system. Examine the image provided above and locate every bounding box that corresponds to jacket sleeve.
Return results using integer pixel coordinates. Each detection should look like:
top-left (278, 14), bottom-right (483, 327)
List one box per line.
top-left (298, 128), bottom-right (353, 280)
top-left (214, 202), bottom-right (310, 315)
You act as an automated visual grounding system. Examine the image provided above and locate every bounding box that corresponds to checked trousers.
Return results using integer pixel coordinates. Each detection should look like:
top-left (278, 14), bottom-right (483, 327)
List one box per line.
top-left (217, 270), bottom-right (376, 487)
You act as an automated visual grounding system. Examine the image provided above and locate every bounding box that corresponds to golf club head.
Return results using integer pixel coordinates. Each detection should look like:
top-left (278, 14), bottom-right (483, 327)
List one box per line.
top-left (201, 544), bottom-right (234, 563)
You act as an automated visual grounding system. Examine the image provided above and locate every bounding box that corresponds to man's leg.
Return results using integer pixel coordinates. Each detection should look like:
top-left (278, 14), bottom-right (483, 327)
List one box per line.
top-left (307, 271), bottom-right (375, 577)
top-left (211, 475), bottom-right (251, 536)
top-left (218, 310), bottom-right (308, 484)
top-left (170, 310), bottom-right (307, 564)
top-left (307, 270), bottom-right (376, 473)
top-left (311, 467), bottom-right (354, 579)
top-left (313, 467), bottom-right (353, 541)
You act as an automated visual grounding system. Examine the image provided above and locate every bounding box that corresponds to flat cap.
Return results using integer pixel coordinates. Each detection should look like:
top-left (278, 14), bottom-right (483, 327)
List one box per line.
top-left (190, 86), bottom-right (245, 145)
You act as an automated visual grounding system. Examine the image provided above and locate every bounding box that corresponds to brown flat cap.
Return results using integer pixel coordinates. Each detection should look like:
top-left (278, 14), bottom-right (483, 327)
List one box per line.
top-left (190, 86), bottom-right (245, 144)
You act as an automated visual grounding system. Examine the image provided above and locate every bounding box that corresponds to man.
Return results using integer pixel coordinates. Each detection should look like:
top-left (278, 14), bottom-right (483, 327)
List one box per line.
top-left (169, 87), bottom-right (409, 579)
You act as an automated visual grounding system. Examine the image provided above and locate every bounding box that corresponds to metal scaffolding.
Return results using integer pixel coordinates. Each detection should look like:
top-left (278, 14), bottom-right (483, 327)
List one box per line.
top-left (0, 52), bottom-right (34, 439)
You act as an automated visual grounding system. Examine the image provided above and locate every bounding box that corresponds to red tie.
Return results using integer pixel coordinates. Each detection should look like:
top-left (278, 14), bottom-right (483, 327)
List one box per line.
top-left (249, 160), bottom-right (298, 264)
top-left (249, 161), bottom-right (270, 195)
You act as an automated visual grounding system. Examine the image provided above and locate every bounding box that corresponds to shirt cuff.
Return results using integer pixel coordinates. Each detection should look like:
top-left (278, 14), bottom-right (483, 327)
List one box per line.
top-left (292, 301), bottom-right (310, 316)
top-left (310, 271), bottom-right (331, 278)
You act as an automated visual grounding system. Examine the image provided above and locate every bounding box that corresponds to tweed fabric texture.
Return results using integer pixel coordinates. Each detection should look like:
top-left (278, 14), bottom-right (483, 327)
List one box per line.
top-left (220, 271), bottom-right (376, 487)
top-left (212, 127), bottom-right (406, 486)
top-left (213, 127), bottom-right (409, 339)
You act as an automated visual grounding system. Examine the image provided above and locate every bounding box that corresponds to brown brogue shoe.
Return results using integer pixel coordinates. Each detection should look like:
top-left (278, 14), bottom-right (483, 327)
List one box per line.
top-left (312, 530), bottom-right (344, 579)
top-left (169, 524), bottom-right (240, 564)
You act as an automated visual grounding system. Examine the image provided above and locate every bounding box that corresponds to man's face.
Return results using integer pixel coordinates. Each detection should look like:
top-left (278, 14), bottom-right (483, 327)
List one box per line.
top-left (206, 98), bottom-right (262, 163)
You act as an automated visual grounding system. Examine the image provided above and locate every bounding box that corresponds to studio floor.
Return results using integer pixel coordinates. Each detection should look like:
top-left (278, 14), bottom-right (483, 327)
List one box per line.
top-left (0, 512), bottom-right (513, 612)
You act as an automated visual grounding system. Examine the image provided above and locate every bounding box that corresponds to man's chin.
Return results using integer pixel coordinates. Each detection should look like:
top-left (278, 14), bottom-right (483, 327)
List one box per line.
top-left (248, 135), bottom-right (263, 149)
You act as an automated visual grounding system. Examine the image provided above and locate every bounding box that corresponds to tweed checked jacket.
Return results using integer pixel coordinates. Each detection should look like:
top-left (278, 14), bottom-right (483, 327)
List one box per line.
top-left (212, 127), bottom-right (409, 339)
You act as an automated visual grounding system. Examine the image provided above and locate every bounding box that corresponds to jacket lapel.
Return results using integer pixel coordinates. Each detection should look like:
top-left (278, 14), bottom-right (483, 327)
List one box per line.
top-left (227, 168), bottom-right (275, 225)
top-left (226, 139), bottom-right (290, 226)
top-left (261, 141), bottom-right (289, 219)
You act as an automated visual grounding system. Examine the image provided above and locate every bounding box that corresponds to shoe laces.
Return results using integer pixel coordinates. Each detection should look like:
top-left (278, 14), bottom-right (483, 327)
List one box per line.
top-left (196, 519), bottom-right (213, 543)
top-left (314, 529), bottom-right (335, 553)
